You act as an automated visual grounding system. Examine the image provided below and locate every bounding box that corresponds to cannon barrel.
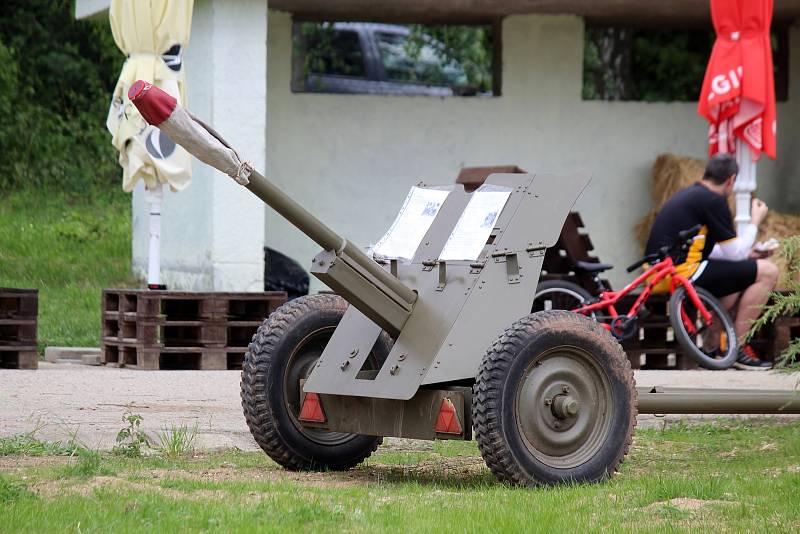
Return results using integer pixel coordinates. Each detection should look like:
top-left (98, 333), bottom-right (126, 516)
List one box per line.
top-left (128, 80), bottom-right (417, 335)
top-left (637, 387), bottom-right (800, 414)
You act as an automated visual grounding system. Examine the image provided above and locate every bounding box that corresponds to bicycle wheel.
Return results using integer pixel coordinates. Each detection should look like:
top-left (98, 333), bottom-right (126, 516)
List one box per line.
top-left (532, 280), bottom-right (594, 315)
top-left (669, 285), bottom-right (737, 370)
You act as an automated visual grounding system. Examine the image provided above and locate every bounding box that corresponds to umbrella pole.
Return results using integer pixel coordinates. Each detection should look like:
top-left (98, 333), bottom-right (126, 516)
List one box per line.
top-left (145, 184), bottom-right (165, 290)
top-left (734, 141), bottom-right (757, 234)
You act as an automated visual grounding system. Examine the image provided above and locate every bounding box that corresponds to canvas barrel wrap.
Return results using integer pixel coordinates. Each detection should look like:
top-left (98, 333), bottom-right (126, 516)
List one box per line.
top-left (127, 81), bottom-right (253, 186)
top-left (106, 0), bottom-right (194, 192)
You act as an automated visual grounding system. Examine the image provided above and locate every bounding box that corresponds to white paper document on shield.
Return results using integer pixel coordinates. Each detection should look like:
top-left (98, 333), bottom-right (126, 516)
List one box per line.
top-left (372, 186), bottom-right (452, 261)
top-left (439, 185), bottom-right (512, 261)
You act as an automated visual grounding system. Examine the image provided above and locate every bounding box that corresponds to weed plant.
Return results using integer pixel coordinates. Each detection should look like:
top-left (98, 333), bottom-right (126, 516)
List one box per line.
top-left (155, 423), bottom-right (199, 458)
top-left (0, 427), bottom-right (82, 457)
top-left (113, 412), bottom-right (151, 458)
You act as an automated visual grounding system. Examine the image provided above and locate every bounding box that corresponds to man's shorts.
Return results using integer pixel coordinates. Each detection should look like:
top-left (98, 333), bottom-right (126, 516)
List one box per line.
top-left (690, 259), bottom-right (758, 297)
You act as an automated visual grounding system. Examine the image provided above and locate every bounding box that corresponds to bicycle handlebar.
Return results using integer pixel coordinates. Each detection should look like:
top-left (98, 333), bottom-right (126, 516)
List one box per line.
top-left (626, 252), bottom-right (662, 273)
top-left (677, 224), bottom-right (703, 243)
top-left (626, 224), bottom-right (703, 273)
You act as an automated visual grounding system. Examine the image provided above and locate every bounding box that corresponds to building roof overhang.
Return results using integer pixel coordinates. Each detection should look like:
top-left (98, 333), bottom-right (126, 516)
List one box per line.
top-left (272, 0), bottom-right (800, 28)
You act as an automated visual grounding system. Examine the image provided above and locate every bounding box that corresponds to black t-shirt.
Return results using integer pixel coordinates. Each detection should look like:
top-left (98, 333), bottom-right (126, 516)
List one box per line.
top-left (645, 182), bottom-right (736, 269)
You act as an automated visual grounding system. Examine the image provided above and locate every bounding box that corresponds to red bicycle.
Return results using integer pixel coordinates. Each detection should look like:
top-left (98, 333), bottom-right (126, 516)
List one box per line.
top-left (533, 225), bottom-right (738, 370)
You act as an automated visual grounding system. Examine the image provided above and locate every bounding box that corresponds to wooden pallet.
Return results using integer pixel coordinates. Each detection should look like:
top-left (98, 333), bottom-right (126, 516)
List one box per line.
top-left (0, 288), bottom-right (38, 319)
top-left (0, 288), bottom-right (38, 369)
top-left (0, 345), bottom-right (38, 369)
top-left (100, 290), bottom-right (285, 370)
top-left (101, 342), bottom-right (250, 370)
top-left (618, 294), bottom-right (699, 370)
top-left (102, 290), bottom-right (285, 321)
top-left (540, 212), bottom-right (609, 294)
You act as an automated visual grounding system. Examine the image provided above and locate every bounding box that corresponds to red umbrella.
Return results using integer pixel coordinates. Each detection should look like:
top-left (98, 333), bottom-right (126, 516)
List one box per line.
top-left (698, 0), bottom-right (776, 160)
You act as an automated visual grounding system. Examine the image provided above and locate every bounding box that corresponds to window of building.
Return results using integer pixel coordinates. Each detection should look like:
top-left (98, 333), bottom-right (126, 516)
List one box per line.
top-left (292, 21), bottom-right (500, 97)
top-left (582, 26), bottom-right (789, 102)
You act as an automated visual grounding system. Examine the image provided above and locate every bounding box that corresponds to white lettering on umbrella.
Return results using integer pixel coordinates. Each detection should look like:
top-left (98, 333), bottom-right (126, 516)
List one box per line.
top-left (708, 66), bottom-right (744, 100)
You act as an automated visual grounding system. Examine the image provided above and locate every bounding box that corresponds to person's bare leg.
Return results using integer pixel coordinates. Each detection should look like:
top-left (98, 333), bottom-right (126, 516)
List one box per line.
top-left (718, 293), bottom-right (739, 313)
top-left (704, 293), bottom-right (739, 351)
top-left (734, 259), bottom-right (779, 343)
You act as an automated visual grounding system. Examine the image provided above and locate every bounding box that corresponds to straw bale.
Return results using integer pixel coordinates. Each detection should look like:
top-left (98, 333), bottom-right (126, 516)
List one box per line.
top-left (759, 212), bottom-right (800, 289)
top-left (649, 153), bottom-right (705, 206)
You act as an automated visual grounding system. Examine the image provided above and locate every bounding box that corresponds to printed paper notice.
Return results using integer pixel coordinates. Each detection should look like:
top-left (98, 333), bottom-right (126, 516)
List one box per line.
top-left (439, 185), bottom-right (512, 261)
top-left (372, 186), bottom-right (451, 261)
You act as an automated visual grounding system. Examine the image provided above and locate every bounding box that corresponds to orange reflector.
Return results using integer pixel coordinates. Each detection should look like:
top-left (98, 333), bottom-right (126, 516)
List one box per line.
top-left (299, 392), bottom-right (326, 423)
top-left (434, 398), bottom-right (462, 435)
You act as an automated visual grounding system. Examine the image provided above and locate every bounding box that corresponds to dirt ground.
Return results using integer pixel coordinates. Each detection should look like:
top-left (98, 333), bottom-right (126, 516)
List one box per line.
top-left (1, 362), bottom-right (798, 451)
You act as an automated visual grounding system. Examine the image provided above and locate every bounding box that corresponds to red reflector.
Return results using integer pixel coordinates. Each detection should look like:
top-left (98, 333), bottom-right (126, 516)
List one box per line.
top-left (299, 392), bottom-right (326, 423)
top-left (434, 398), bottom-right (462, 435)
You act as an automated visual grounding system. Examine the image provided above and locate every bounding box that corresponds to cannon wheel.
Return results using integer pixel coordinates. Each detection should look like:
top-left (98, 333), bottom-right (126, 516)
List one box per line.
top-left (241, 294), bottom-right (387, 471)
top-left (473, 310), bottom-right (636, 486)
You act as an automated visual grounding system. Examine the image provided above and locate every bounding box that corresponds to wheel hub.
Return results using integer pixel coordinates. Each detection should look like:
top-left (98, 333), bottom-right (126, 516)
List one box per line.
top-left (551, 394), bottom-right (580, 419)
top-left (516, 346), bottom-right (613, 469)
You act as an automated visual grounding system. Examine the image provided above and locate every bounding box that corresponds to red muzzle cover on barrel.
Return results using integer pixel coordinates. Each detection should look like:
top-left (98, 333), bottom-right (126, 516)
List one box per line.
top-left (128, 80), bottom-right (177, 126)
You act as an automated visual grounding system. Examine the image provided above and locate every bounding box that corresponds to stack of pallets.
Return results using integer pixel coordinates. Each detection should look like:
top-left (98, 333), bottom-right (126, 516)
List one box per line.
top-left (617, 293), bottom-right (698, 370)
top-left (101, 290), bottom-right (287, 370)
top-left (0, 288), bottom-right (38, 370)
top-left (539, 213), bottom-right (694, 369)
top-left (540, 212), bottom-right (608, 293)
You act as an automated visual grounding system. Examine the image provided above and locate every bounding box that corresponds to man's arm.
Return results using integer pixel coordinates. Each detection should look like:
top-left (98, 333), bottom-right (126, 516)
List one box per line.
top-left (708, 198), bottom-right (767, 261)
top-left (709, 223), bottom-right (757, 261)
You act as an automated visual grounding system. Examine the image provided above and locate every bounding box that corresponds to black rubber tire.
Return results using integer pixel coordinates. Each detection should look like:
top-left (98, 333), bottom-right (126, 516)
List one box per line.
top-left (240, 294), bottom-right (385, 471)
top-left (532, 280), bottom-right (594, 314)
top-left (473, 310), bottom-right (637, 486)
top-left (669, 285), bottom-right (738, 370)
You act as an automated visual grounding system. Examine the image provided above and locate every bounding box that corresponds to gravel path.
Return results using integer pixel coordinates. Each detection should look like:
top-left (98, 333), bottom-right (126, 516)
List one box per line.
top-left (1, 363), bottom-right (797, 451)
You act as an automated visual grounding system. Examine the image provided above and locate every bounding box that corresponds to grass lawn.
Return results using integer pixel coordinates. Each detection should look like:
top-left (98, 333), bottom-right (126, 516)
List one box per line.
top-left (1, 419), bottom-right (798, 533)
top-left (0, 190), bottom-right (137, 350)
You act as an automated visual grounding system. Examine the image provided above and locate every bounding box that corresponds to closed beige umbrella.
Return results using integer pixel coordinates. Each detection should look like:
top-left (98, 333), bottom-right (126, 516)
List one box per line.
top-left (105, 0), bottom-right (194, 288)
top-left (106, 0), bottom-right (194, 192)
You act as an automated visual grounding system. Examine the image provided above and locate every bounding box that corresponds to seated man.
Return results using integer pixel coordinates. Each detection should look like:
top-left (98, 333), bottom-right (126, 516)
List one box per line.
top-left (645, 153), bottom-right (779, 370)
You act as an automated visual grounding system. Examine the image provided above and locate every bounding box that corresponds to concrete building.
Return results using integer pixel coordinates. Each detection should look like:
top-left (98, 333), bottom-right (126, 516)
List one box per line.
top-left (77, 0), bottom-right (800, 291)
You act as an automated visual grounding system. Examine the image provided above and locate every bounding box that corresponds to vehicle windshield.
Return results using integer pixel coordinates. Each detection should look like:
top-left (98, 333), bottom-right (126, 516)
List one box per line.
top-left (375, 31), bottom-right (468, 87)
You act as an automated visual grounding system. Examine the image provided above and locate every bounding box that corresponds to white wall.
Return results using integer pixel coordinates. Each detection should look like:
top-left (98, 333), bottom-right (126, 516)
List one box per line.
top-left (265, 12), bottom-right (799, 290)
top-left (132, 0), bottom-right (268, 291)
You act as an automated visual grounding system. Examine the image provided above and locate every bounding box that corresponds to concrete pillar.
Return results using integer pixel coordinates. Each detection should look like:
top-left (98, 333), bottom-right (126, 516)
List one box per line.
top-left (132, 0), bottom-right (267, 291)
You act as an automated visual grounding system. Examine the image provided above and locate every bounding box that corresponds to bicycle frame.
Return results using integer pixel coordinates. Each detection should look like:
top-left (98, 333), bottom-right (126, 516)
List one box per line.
top-left (573, 256), bottom-right (713, 334)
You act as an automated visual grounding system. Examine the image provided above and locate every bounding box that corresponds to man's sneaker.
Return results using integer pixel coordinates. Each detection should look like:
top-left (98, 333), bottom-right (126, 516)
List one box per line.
top-left (733, 345), bottom-right (773, 371)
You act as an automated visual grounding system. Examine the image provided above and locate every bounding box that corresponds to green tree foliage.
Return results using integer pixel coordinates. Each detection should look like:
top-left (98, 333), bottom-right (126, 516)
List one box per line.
top-left (583, 28), bottom-right (715, 102)
top-left (296, 22), bottom-right (493, 94)
top-left (406, 24), bottom-right (493, 93)
top-left (0, 0), bottom-right (122, 194)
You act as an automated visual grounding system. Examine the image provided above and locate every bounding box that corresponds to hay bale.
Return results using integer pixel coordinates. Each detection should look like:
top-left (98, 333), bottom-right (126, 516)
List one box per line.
top-left (759, 212), bottom-right (800, 289)
top-left (650, 153), bottom-right (705, 206)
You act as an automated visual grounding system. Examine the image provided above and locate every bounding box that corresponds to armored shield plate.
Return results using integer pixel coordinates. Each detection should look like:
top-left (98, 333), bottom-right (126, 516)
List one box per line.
top-left (303, 172), bottom-right (590, 400)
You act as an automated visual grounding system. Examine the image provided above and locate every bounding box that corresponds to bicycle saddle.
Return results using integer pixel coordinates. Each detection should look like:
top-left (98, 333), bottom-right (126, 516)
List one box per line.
top-left (575, 261), bottom-right (613, 273)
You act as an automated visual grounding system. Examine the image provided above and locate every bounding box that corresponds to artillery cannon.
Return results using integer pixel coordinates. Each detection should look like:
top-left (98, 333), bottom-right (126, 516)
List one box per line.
top-left (129, 81), bottom-right (799, 486)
